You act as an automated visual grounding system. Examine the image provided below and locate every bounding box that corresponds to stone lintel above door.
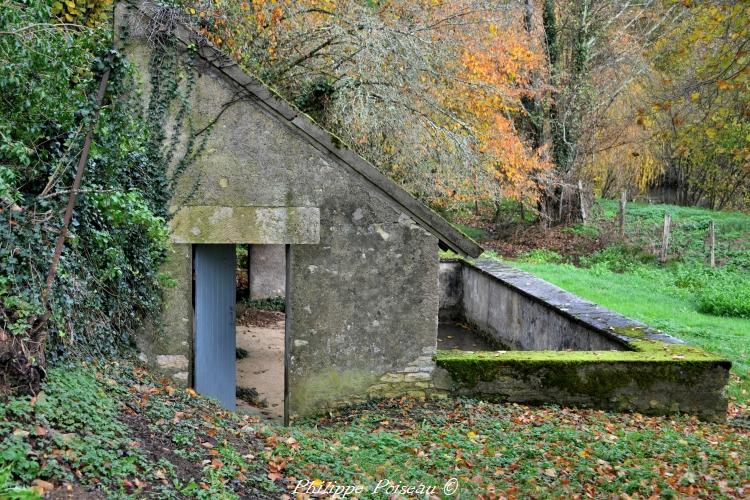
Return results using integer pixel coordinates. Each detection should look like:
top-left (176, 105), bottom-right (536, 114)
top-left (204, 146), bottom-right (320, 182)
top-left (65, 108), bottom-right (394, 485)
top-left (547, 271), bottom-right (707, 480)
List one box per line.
top-left (169, 206), bottom-right (320, 244)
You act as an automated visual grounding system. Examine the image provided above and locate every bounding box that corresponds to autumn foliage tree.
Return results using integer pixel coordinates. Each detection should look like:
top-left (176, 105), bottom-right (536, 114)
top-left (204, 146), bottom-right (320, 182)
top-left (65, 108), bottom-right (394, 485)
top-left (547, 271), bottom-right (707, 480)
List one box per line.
top-left (569, 0), bottom-right (749, 211)
top-left (185, 0), bottom-right (748, 218)
top-left (643, 0), bottom-right (750, 209)
top-left (520, 0), bottom-right (684, 222)
top-left (454, 25), bottom-right (548, 210)
top-left (185, 0), bottom-right (549, 213)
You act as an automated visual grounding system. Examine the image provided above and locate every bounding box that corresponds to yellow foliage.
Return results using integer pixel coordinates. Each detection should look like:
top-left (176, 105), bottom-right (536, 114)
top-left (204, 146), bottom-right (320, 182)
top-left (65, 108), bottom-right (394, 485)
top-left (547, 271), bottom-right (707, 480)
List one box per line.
top-left (582, 83), bottom-right (663, 196)
top-left (449, 21), bottom-right (549, 202)
top-left (51, 0), bottom-right (112, 27)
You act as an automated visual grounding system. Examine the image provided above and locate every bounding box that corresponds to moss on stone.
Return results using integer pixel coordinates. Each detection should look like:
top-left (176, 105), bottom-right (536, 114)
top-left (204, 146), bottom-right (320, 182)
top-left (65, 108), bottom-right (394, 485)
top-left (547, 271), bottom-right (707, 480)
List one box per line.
top-left (436, 344), bottom-right (724, 365)
top-left (610, 325), bottom-right (649, 339)
top-left (435, 344), bottom-right (730, 392)
top-left (168, 206), bottom-right (320, 244)
top-left (433, 262), bottom-right (730, 420)
top-left (438, 250), bottom-right (464, 262)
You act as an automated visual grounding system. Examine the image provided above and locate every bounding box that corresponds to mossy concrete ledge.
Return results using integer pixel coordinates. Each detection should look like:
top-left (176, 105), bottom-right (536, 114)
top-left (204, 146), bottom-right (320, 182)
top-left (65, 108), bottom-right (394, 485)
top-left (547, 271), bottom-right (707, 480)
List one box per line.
top-left (435, 343), bottom-right (730, 422)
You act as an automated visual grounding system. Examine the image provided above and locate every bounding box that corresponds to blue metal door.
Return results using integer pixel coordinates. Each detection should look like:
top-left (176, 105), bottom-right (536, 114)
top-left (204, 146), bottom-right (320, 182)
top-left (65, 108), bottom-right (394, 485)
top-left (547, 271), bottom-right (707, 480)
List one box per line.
top-left (194, 244), bottom-right (236, 410)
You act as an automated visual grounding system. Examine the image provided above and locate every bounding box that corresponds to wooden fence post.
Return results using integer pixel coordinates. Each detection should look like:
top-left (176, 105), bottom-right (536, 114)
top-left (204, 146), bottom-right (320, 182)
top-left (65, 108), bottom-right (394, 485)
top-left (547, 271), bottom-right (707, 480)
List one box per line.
top-left (558, 187), bottom-right (565, 222)
top-left (708, 220), bottom-right (716, 268)
top-left (578, 180), bottom-right (587, 225)
top-left (618, 190), bottom-right (627, 238)
top-left (660, 212), bottom-right (671, 263)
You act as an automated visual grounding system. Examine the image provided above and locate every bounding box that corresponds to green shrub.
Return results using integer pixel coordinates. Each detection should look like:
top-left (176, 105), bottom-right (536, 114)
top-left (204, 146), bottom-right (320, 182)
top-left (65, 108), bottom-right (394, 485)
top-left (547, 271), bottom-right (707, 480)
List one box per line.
top-left (579, 245), bottom-right (656, 273)
top-left (244, 296), bottom-right (286, 311)
top-left (726, 249), bottom-right (750, 272)
top-left (0, 466), bottom-right (39, 500)
top-left (697, 281), bottom-right (750, 319)
top-left (672, 264), bottom-right (717, 290)
top-left (562, 223), bottom-right (600, 239)
top-left (0, 0), bottom-right (197, 363)
top-left (518, 249), bottom-right (566, 264)
top-left (454, 223), bottom-right (488, 241)
top-left (669, 264), bottom-right (750, 318)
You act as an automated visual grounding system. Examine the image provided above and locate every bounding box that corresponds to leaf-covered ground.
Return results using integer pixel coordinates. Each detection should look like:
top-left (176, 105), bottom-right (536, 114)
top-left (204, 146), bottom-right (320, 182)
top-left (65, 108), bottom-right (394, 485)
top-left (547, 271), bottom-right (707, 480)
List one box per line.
top-left (1, 360), bottom-right (748, 499)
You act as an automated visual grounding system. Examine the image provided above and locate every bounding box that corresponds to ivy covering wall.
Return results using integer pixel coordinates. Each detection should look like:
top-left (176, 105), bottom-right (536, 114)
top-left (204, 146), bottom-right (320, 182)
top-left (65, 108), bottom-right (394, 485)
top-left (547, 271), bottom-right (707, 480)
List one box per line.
top-left (0, 0), bottom-right (178, 382)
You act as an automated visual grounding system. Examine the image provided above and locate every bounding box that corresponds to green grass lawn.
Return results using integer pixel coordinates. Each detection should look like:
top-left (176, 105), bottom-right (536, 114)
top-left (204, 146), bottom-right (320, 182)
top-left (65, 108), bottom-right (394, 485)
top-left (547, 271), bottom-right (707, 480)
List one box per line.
top-left (598, 198), bottom-right (750, 228)
top-left (502, 200), bottom-right (750, 402)
top-left (511, 260), bottom-right (750, 402)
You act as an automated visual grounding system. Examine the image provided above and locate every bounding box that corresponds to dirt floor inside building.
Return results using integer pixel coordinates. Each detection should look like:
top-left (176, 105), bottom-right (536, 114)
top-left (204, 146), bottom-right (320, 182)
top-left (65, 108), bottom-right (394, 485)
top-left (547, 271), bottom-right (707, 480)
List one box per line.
top-left (236, 306), bottom-right (285, 421)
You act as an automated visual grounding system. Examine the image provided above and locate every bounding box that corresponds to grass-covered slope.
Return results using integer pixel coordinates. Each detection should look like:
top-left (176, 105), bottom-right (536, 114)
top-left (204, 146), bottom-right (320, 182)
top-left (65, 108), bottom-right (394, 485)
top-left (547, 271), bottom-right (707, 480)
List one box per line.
top-left (596, 199), bottom-right (750, 266)
top-left (1, 361), bottom-right (749, 498)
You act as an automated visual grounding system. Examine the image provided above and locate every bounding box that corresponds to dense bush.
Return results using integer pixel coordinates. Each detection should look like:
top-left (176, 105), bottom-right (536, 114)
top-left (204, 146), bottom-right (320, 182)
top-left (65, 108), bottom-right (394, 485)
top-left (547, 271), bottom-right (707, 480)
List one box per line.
top-left (579, 245), bottom-right (657, 273)
top-left (0, 0), bottom-right (174, 367)
top-left (696, 280), bottom-right (750, 319)
top-left (668, 264), bottom-right (750, 319)
top-left (518, 248), bottom-right (566, 265)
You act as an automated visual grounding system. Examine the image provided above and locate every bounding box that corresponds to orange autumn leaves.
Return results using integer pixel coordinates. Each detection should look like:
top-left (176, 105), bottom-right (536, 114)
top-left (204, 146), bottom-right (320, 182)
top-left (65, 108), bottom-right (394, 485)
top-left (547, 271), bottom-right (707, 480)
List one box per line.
top-left (454, 24), bottom-right (550, 203)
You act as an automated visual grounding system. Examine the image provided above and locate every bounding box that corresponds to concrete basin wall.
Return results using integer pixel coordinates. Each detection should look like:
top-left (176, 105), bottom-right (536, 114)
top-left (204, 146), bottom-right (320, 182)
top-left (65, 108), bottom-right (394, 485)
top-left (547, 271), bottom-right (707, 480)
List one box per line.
top-left (439, 260), bottom-right (627, 351)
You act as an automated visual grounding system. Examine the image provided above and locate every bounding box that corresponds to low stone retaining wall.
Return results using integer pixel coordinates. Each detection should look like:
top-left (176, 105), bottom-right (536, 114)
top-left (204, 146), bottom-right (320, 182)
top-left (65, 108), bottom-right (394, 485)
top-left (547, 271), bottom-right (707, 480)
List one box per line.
top-left (435, 259), bottom-right (731, 422)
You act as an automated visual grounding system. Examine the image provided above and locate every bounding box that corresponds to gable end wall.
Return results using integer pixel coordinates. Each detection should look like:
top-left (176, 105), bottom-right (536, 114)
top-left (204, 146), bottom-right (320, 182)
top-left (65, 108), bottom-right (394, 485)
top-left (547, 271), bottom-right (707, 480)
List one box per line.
top-left (118, 5), bottom-right (440, 418)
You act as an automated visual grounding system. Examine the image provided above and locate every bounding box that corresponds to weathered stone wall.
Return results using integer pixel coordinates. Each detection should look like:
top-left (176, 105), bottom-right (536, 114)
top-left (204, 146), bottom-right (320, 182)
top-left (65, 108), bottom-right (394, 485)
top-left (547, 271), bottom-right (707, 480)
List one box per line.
top-left (439, 260), bottom-right (628, 351)
top-left (435, 352), bottom-right (730, 422)
top-left (249, 245), bottom-right (286, 299)
top-left (118, 4), bottom-right (441, 418)
top-left (287, 215), bottom-right (439, 416)
top-left (135, 244), bottom-right (192, 385)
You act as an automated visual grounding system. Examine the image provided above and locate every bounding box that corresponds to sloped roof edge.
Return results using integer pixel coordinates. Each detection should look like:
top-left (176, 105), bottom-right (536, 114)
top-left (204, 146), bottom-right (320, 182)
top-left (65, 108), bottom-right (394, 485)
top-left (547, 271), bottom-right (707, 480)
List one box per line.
top-left (133, 2), bottom-right (482, 257)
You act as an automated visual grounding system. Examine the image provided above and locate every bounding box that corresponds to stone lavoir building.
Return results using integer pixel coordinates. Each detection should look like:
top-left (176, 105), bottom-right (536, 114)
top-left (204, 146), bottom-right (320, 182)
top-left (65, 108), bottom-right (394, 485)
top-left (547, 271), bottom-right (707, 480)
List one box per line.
top-left (120, 3), bottom-right (730, 424)
top-left (119, 3), bottom-right (482, 423)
